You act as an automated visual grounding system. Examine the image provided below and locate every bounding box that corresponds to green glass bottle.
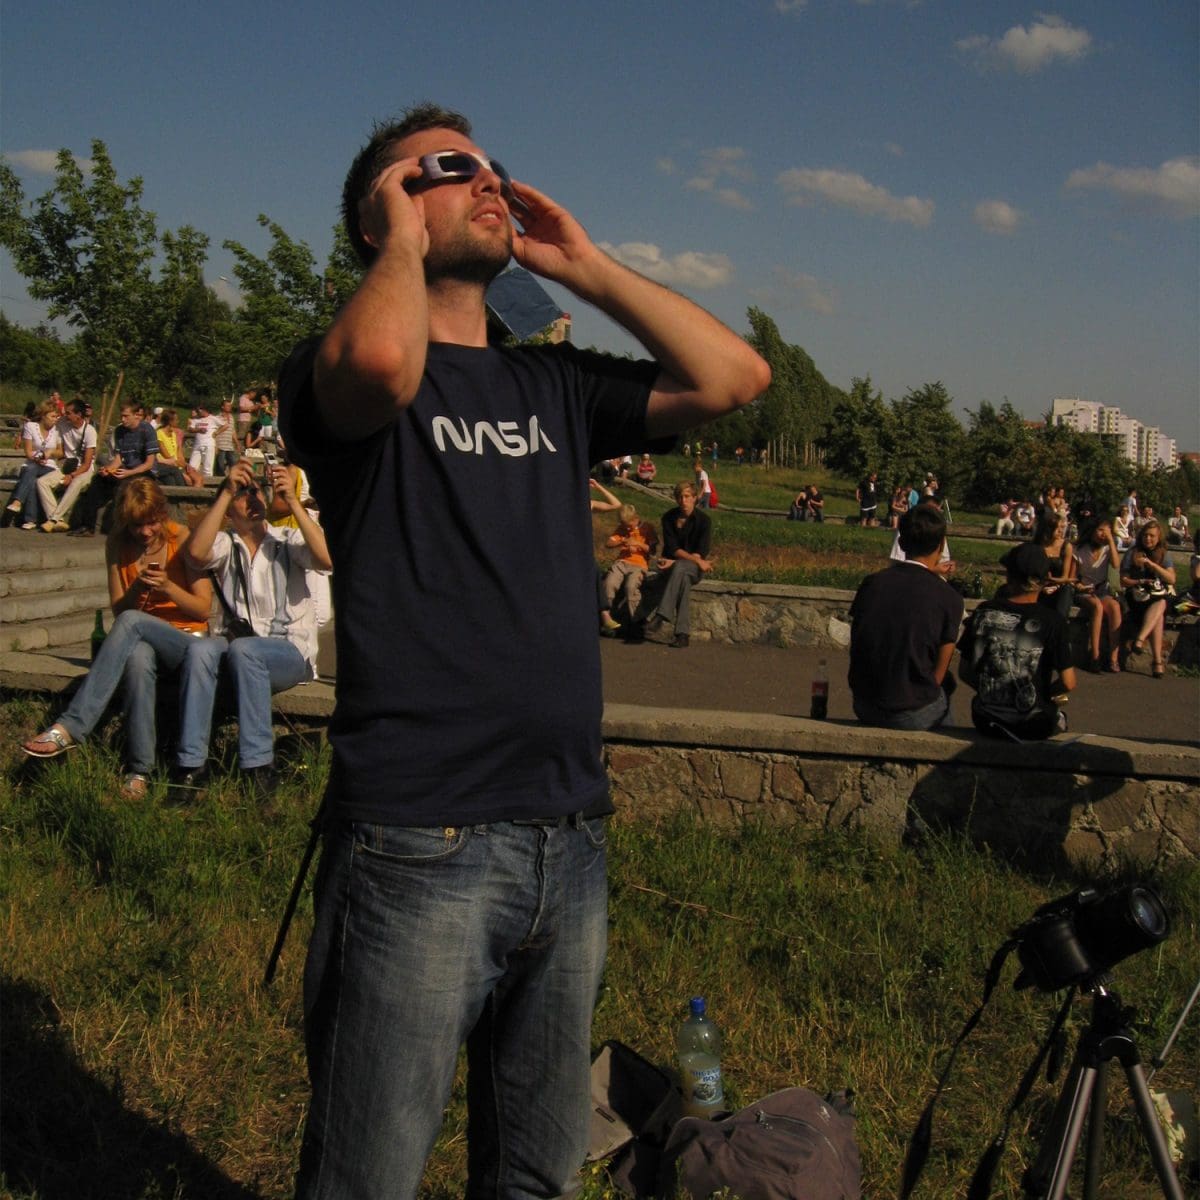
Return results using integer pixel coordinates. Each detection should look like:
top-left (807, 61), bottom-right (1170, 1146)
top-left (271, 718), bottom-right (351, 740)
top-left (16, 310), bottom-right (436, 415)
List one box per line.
top-left (90, 608), bottom-right (106, 661)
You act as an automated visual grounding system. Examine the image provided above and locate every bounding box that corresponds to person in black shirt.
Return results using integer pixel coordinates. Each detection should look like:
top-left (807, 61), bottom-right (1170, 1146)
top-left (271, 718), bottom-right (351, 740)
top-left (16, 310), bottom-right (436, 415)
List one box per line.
top-left (280, 103), bottom-right (770, 1198)
top-left (645, 480), bottom-right (712, 648)
top-left (856, 471), bottom-right (880, 525)
top-left (849, 504), bottom-right (963, 729)
top-left (958, 542), bottom-right (1076, 739)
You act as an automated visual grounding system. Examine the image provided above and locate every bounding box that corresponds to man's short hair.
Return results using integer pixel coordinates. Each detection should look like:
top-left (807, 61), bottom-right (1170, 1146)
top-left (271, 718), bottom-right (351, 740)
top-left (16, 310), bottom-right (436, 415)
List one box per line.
top-left (674, 481), bottom-right (697, 504)
top-left (66, 399), bottom-right (87, 418)
top-left (897, 503), bottom-right (946, 558)
top-left (343, 103), bottom-right (473, 267)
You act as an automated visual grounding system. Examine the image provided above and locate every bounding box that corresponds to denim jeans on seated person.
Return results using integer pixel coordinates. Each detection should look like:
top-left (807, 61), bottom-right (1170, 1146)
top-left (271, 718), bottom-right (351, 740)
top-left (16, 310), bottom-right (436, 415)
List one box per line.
top-left (57, 609), bottom-right (204, 774)
top-left (296, 815), bottom-right (609, 1199)
top-left (853, 688), bottom-right (949, 731)
top-left (177, 635), bottom-right (307, 770)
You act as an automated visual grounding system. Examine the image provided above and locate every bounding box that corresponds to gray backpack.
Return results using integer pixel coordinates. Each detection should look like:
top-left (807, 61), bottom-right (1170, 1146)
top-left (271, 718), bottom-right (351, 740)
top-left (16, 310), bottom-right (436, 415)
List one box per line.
top-left (660, 1087), bottom-right (862, 1200)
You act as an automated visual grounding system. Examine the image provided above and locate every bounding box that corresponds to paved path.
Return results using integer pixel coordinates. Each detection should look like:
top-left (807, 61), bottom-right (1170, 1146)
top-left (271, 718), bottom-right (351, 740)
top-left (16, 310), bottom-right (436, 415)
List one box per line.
top-left (600, 636), bottom-right (1200, 747)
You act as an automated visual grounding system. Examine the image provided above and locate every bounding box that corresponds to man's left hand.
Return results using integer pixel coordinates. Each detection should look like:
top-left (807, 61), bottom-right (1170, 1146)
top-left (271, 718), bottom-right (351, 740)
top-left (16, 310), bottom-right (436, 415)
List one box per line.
top-left (509, 181), bottom-right (599, 286)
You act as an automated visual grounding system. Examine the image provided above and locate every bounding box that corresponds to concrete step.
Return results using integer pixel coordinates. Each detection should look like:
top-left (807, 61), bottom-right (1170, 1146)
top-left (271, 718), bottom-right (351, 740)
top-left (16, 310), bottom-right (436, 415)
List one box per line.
top-left (0, 529), bottom-right (108, 571)
top-left (0, 560), bottom-right (107, 598)
top-left (1, 581), bottom-right (112, 628)
top-left (3, 608), bottom-right (105, 652)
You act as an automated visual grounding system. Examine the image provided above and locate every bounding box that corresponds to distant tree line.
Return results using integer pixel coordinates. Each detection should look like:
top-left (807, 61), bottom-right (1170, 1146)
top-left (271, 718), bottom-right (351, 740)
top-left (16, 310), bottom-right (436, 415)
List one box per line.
top-left (2, 140), bottom-right (1194, 517)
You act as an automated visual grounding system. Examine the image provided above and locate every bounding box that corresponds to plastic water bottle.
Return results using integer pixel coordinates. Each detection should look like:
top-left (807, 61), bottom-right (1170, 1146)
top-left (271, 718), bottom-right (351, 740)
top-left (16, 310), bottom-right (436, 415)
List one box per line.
top-left (90, 608), bottom-right (106, 661)
top-left (810, 657), bottom-right (829, 720)
top-left (678, 996), bottom-right (724, 1118)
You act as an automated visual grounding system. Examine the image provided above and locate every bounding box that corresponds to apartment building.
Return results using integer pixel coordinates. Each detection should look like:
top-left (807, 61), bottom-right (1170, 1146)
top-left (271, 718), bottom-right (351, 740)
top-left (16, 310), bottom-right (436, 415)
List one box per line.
top-left (1051, 397), bottom-right (1178, 468)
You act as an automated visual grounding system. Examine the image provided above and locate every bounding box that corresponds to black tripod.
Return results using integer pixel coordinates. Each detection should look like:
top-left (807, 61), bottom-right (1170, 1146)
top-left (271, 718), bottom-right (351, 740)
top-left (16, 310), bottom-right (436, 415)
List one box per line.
top-left (1023, 982), bottom-right (1183, 1199)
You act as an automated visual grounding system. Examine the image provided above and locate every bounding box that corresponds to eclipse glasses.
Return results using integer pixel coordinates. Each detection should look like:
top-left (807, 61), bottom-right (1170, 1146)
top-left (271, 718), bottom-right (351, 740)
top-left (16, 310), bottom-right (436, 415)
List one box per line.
top-left (405, 150), bottom-right (515, 203)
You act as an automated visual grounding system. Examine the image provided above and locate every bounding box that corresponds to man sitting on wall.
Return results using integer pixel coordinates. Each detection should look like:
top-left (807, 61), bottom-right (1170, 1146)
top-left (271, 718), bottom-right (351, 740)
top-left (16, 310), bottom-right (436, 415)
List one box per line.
top-left (848, 504), bottom-right (964, 730)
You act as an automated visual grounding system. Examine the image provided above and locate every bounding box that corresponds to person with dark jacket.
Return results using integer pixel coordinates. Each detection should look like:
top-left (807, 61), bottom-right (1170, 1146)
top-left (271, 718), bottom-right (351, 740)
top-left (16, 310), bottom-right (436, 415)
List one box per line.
top-left (645, 480), bottom-right (713, 648)
top-left (70, 402), bottom-right (159, 536)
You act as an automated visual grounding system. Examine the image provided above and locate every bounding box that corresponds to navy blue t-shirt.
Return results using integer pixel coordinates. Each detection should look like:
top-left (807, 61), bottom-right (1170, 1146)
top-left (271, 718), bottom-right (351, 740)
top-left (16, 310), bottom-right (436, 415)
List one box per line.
top-left (279, 338), bottom-right (662, 825)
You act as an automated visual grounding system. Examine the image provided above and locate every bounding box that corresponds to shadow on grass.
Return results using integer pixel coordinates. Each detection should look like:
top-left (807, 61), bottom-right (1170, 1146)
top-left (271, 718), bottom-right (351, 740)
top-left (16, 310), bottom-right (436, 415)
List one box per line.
top-left (0, 976), bottom-right (261, 1200)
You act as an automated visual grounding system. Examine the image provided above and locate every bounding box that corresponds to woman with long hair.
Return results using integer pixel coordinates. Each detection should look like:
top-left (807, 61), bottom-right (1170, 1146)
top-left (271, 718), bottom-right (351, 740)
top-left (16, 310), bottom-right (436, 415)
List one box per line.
top-left (1120, 519), bottom-right (1176, 678)
top-left (21, 477), bottom-right (213, 796)
top-left (6, 399), bottom-right (60, 528)
top-left (1033, 506), bottom-right (1076, 620)
top-left (1073, 518), bottom-right (1123, 673)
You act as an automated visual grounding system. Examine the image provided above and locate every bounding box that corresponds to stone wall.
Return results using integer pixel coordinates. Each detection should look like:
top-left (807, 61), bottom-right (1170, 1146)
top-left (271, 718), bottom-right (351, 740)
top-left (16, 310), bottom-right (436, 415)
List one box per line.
top-left (601, 705), bottom-right (1200, 872)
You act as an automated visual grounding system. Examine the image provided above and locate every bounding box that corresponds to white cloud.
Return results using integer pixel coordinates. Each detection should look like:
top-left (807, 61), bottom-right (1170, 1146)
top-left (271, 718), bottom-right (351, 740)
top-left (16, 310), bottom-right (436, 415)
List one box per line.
top-left (973, 199), bottom-right (1023, 235)
top-left (750, 267), bottom-right (837, 315)
top-left (682, 145), bottom-right (755, 211)
top-left (957, 14), bottom-right (1092, 73)
top-left (210, 276), bottom-right (242, 308)
top-left (6, 149), bottom-right (95, 175)
top-left (777, 166), bottom-right (934, 226)
top-left (656, 157), bottom-right (677, 175)
top-left (1065, 157), bottom-right (1200, 219)
top-left (599, 242), bottom-right (733, 289)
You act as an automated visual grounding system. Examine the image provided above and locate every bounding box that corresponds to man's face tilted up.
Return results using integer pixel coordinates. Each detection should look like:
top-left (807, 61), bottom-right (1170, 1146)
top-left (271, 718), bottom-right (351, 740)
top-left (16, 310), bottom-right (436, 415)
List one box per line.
top-left (394, 128), bottom-right (514, 285)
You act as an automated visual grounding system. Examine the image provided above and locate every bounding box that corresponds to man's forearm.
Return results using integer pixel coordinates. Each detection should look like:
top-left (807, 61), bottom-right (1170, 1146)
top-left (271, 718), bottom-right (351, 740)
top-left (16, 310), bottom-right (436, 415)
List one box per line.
top-left (558, 250), bottom-right (770, 434)
top-left (187, 488), bottom-right (232, 566)
top-left (288, 498), bottom-right (333, 571)
top-left (314, 243), bottom-right (430, 439)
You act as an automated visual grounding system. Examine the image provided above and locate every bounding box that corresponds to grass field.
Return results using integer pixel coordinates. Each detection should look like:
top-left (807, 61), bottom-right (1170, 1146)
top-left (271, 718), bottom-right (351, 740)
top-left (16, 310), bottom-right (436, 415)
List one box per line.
top-left (2, 696), bottom-right (1196, 1199)
top-left (593, 466), bottom-right (1012, 592)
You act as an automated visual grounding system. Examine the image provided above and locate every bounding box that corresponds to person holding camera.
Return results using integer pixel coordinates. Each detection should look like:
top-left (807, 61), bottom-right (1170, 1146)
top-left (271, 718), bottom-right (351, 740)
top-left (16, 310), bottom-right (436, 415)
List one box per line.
top-left (175, 459), bottom-right (331, 797)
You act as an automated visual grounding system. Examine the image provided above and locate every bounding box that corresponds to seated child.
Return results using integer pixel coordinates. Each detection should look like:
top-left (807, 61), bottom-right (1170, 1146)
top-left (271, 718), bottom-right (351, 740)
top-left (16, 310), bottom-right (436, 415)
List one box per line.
top-left (602, 503), bottom-right (658, 625)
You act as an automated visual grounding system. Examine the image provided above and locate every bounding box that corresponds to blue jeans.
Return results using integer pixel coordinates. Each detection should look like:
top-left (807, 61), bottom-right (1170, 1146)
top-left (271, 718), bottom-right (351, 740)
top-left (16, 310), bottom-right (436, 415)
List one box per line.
top-left (296, 816), bottom-right (609, 1199)
top-left (853, 689), bottom-right (949, 731)
top-left (58, 610), bottom-right (203, 773)
top-left (10, 461), bottom-right (56, 523)
top-left (179, 635), bottom-right (307, 769)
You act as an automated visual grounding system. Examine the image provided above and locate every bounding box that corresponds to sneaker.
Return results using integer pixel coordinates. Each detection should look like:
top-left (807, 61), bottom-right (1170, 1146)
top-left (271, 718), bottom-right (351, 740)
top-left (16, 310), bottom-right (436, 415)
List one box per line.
top-left (1055, 709), bottom-right (1069, 733)
top-left (670, 633), bottom-right (690, 649)
top-left (42, 519), bottom-right (69, 533)
top-left (119, 772), bottom-right (150, 800)
top-left (600, 613), bottom-right (622, 634)
top-left (5, 501), bottom-right (21, 513)
top-left (166, 764), bottom-right (210, 803)
top-left (645, 614), bottom-right (666, 634)
top-left (20, 522), bottom-right (37, 530)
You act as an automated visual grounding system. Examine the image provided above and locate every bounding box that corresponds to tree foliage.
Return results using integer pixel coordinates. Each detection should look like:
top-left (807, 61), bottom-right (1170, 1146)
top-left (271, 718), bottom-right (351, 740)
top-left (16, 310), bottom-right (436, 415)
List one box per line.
top-left (0, 141), bottom-right (176, 396)
top-left (222, 218), bottom-right (361, 384)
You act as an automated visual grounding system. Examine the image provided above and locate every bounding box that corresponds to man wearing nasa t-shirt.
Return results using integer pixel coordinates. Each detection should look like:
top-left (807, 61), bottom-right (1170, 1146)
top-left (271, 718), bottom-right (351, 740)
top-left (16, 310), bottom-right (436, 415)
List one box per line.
top-left (279, 103), bottom-right (770, 1198)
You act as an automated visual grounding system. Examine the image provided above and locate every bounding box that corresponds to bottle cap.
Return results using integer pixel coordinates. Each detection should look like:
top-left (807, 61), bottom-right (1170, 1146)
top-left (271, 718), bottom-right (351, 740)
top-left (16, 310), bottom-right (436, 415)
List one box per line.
top-left (690, 996), bottom-right (706, 1016)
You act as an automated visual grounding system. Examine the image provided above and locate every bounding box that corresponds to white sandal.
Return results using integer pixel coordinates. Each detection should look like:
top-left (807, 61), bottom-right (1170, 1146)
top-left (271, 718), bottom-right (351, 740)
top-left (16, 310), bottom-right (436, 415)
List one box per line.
top-left (21, 725), bottom-right (76, 759)
top-left (120, 773), bottom-right (150, 800)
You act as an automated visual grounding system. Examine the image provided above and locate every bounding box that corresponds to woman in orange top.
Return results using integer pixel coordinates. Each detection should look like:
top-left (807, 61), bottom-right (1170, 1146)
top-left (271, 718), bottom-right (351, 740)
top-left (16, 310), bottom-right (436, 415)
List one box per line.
top-left (21, 477), bottom-right (213, 798)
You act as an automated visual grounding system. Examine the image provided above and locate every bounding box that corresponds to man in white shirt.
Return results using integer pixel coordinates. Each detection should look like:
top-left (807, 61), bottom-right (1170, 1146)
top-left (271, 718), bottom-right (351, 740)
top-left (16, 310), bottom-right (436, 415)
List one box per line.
top-left (187, 403), bottom-right (222, 478)
top-left (175, 459), bottom-right (331, 798)
top-left (38, 401), bottom-right (98, 532)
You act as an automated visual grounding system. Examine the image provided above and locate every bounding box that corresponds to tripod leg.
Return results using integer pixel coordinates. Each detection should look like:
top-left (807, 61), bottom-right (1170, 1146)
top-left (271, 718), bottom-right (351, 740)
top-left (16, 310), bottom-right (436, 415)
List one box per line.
top-left (1082, 1061), bottom-right (1108, 1200)
top-left (1123, 1061), bottom-right (1184, 1200)
top-left (1025, 1062), bottom-right (1097, 1200)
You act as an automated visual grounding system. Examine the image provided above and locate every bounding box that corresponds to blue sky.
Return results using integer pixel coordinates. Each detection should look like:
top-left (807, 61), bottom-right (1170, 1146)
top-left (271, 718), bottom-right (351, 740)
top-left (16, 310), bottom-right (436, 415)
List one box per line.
top-left (3, 1), bottom-right (1197, 447)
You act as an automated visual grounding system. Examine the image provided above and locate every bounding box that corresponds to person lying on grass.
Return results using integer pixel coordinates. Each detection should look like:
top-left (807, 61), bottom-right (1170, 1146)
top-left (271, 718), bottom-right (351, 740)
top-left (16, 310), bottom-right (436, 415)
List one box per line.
top-left (21, 477), bottom-right (212, 800)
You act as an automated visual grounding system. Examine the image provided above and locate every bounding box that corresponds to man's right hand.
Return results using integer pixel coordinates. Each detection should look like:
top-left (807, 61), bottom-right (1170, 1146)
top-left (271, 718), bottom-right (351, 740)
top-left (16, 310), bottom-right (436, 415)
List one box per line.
top-left (358, 157), bottom-right (430, 261)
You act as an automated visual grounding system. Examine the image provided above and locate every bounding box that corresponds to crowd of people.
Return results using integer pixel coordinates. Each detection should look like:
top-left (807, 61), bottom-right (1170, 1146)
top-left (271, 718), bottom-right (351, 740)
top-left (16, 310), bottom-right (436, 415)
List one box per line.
top-left (19, 426), bottom-right (329, 802)
top-left (5, 391), bottom-right (281, 536)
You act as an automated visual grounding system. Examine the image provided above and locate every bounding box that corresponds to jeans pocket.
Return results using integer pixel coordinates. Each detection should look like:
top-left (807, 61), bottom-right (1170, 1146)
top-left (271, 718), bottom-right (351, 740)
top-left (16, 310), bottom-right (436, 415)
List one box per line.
top-left (356, 822), bottom-right (472, 864)
top-left (582, 815), bottom-right (608, 850)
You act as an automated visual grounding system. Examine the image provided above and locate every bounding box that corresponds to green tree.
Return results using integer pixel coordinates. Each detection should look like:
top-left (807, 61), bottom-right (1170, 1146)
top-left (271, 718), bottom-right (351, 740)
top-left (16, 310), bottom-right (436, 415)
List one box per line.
top-left (0, 313), bottom-right (79, 391)
top-left (222, 217), bottom-right (362, 384)
top-left (885, 381), bottom-right (966, 497)
top-left (741, 307), bottom-right (842, 465)
top-left (0, 141), bottom-right (175, 396)
top-left (961, 401), bottom-right (1032, 507)
top-left (821, 375), bottom-right (892, 481)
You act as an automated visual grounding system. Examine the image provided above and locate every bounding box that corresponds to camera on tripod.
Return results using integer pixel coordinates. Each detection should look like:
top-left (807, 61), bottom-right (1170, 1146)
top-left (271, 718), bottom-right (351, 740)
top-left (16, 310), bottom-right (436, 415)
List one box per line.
top-left (1013, 883), bottom-right (1170, 992)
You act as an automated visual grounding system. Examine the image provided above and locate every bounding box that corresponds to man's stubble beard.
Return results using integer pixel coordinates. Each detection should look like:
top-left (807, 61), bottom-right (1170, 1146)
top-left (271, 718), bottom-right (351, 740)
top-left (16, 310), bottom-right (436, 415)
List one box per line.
top-left (424, 221), bottom-right (513, 287)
